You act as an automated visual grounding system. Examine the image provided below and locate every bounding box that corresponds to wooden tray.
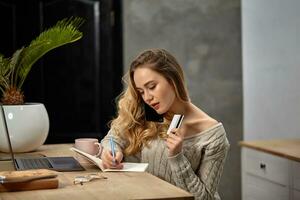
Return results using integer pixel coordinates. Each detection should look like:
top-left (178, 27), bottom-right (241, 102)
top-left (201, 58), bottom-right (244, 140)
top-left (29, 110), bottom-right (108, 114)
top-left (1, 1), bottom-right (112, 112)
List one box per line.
top-left (0, 169), bottom-right (59, 192)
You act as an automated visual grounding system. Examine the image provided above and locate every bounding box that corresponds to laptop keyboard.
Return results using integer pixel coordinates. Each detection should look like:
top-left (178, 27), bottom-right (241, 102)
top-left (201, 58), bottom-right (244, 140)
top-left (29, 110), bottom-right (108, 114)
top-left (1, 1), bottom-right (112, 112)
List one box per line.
top-left (19, 158), bottom-right (52, 169)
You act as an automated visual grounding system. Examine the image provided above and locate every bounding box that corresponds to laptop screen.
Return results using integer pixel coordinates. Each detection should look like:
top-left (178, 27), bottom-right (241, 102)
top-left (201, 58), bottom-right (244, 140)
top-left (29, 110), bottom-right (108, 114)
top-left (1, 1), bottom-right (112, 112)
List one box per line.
top-left (0, 104), bottom-right (17, 170)
top-left (0, 105), bottom-right (85, 171)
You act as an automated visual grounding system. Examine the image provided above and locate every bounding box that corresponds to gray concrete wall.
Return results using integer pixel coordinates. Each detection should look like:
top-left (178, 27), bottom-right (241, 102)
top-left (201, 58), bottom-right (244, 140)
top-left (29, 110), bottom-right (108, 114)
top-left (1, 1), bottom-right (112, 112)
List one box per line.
top-left (123, 1), bottom-right (242, 199)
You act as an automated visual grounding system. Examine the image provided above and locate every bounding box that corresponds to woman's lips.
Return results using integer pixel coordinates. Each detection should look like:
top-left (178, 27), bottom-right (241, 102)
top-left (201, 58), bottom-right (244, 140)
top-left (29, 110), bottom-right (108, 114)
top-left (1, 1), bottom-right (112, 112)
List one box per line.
top-left (152, 103), bottom-right (160, 110)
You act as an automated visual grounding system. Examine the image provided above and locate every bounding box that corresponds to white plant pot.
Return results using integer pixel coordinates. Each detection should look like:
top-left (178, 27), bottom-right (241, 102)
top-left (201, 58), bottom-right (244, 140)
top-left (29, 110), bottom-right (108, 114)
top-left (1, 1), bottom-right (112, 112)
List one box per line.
top-left (0, 103), bottom-right (49, 153)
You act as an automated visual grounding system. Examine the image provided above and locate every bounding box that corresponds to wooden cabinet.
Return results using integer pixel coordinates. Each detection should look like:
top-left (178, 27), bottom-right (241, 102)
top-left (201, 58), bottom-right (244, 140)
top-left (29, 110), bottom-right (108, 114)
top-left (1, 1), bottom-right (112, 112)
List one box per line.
top-left (241, 140), bottom-right (300, 200)
top-left (242, 148), bottom-right (289, 200)
top-left (292, 160), bottom-right (300, 199)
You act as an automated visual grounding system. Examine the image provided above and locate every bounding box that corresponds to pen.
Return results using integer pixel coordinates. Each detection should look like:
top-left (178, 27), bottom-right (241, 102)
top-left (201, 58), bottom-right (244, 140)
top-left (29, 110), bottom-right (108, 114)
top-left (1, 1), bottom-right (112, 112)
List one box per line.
top-left (109, 136), bottom-right (116, 165)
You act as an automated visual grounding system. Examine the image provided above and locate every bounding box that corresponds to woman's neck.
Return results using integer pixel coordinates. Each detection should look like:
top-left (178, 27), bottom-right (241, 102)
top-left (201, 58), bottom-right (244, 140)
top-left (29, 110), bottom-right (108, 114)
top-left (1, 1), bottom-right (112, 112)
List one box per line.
top-left (165, 101), bottom-right (193, 119)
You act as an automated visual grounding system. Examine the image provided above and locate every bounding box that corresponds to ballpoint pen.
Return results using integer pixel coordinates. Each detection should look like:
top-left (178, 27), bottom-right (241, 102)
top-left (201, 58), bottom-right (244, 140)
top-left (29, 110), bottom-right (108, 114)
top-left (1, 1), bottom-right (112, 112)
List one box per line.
top-left (110, 136), bottom-right (116, 165)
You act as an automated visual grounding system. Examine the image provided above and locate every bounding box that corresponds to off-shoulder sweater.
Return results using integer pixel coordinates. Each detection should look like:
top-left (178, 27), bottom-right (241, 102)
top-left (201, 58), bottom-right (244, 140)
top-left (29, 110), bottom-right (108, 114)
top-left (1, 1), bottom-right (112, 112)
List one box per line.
top-left (101, 123), bottom-right (230, 200)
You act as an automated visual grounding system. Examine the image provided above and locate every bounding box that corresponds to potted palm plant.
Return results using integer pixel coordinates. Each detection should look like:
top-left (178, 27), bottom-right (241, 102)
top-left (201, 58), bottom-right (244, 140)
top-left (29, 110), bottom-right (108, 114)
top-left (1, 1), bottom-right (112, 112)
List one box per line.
top-left (0, 17), bottom-right (84, 152)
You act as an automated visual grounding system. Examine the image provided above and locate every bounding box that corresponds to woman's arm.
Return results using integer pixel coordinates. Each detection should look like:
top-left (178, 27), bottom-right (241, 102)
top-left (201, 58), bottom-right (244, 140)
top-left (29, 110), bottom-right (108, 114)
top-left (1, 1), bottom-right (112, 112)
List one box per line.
top-left (101, 129), bottom-right (127, 152)
top-left (168, 133), bottom-right (229, 200)
top-left (100, 129), bottom-right (128, 168)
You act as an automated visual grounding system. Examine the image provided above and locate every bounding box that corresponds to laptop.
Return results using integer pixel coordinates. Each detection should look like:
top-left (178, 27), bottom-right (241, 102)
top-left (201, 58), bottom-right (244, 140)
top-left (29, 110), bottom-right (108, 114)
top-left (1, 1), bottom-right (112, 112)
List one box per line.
top-left (0, 104), bottom-right (85, 171)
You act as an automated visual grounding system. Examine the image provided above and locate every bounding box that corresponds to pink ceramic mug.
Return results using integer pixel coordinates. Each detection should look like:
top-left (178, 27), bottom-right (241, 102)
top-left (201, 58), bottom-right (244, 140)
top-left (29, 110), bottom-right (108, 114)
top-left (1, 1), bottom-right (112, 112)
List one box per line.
top-left (74, 138), bottom-right (102, 163)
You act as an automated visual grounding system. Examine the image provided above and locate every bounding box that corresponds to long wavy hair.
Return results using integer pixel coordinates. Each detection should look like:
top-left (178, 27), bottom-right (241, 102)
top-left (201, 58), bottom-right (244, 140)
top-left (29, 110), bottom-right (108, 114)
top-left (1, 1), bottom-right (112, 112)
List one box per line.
top-left (109, 49), bottom-right (190, 156)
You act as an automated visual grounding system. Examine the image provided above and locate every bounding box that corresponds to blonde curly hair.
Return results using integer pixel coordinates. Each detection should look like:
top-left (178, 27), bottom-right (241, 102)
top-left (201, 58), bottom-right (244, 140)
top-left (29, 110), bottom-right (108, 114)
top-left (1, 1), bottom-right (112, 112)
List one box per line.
top-left (109, 49), bottom-right (190, 156)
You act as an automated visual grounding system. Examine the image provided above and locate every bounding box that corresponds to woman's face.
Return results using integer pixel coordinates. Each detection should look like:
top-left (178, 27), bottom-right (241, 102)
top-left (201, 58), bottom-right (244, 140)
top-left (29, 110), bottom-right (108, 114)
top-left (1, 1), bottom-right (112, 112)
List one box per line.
top-left (133, 66), bottom-right (176, 114)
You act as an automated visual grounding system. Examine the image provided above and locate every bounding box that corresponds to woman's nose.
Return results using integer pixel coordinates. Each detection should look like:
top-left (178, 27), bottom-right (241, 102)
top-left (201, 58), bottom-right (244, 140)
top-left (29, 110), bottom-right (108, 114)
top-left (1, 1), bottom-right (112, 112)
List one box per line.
top-left (144, 91), bottom-right (153, 102)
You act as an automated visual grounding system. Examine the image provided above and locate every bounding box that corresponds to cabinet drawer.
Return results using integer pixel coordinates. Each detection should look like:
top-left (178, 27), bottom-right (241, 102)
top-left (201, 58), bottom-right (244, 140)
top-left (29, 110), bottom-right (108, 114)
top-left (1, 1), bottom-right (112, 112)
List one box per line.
top-left (242, 148), bottom-right (289, 186)
top-left (244, 174), bottom-right (289, 200)
top-left (292, 160), bottom-right (300, 191)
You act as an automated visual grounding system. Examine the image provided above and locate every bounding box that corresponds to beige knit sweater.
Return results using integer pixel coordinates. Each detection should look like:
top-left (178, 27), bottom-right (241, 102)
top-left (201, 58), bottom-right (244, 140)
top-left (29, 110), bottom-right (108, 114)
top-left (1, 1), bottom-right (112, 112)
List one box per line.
top-left (101, 123), bottom-right (230, 200)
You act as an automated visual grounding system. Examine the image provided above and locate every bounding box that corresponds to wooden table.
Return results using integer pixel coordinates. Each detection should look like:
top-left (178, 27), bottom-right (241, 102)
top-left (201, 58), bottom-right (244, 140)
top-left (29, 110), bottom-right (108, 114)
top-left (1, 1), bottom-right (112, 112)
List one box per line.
top-left (0, 144), bottom-right (194, 200)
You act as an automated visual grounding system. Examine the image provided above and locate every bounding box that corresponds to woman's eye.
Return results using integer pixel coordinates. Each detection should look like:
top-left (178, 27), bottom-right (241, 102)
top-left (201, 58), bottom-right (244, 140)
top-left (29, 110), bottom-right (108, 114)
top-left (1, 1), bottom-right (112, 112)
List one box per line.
top-left (138, 91), bottom-right (144, 95)
top-left (149, 85), bottom-right (156, 90)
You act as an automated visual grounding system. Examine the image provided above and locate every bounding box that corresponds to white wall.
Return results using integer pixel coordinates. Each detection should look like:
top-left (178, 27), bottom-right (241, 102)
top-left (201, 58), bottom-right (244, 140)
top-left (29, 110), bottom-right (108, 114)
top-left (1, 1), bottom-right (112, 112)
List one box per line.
top-left (242, 0), bottom-right (300, 140)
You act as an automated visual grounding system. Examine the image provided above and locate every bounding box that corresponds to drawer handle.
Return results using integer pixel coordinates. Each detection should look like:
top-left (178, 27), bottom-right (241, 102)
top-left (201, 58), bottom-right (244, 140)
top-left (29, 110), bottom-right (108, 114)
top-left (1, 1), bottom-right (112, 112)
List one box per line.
top-left (260, 163), bottom-right (266, 169)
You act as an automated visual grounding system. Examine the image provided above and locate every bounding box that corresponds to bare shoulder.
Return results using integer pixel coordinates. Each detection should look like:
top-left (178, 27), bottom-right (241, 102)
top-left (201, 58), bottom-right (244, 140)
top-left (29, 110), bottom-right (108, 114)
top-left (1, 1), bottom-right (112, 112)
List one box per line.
top-left (181, 117), bottom-right (218, 137)
top-left (199, 117), bottom-right (219, 131)
top-left (182, 106), bottom-right (219, 137)
top-left (194, 105), bottom-right (218, 131)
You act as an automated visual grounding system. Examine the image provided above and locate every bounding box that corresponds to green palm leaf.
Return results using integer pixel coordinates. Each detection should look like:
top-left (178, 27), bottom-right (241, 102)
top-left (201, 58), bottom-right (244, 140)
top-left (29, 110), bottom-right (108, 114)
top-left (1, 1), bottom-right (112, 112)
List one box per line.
top-left (17, 17), bottom-right (84, 88)
top-left (10, 48), bottom-right (25, 87)
top-left (0, 54), bottom-right (11, 93)
top-left (0, 17), bottom-right (84, 104)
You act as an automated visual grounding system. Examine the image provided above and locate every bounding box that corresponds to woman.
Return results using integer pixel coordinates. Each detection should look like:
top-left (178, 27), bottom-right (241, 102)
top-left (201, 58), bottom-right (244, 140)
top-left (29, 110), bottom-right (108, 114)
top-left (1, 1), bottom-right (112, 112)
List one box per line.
top-left (101, 48), bottom-right (229, 200)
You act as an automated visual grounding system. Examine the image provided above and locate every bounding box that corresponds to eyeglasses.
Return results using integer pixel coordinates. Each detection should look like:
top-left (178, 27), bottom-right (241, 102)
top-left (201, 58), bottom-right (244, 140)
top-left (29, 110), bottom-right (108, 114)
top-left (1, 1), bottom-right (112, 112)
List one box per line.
top-left (73, 173), bottom-right (107, 185)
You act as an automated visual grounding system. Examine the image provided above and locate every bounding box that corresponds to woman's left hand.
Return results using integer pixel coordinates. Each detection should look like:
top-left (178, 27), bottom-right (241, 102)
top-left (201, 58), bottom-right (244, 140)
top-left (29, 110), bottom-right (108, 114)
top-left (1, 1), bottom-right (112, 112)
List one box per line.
top-left (166, 128), bottom-right (183, 157)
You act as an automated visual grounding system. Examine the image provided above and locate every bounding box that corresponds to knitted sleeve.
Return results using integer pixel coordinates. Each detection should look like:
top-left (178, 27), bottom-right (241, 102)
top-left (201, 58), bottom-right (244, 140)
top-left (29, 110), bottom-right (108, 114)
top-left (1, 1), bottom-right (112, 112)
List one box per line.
top-left (100, 129), bottom-right (127, 152)
top-left (168, 132), bottom-right (229, 200)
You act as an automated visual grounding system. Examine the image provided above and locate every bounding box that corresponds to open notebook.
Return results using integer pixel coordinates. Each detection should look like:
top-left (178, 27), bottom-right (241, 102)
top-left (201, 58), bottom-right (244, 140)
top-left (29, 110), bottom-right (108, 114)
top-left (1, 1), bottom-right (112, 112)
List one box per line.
top-left (70, 147), bottom-right (148, 172)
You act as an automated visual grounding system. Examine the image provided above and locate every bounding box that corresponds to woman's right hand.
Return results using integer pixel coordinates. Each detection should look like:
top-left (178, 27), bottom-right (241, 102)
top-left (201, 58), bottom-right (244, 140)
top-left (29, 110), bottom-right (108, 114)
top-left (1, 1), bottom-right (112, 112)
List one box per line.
top-left (101, 149), bottom-right (124, 169)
